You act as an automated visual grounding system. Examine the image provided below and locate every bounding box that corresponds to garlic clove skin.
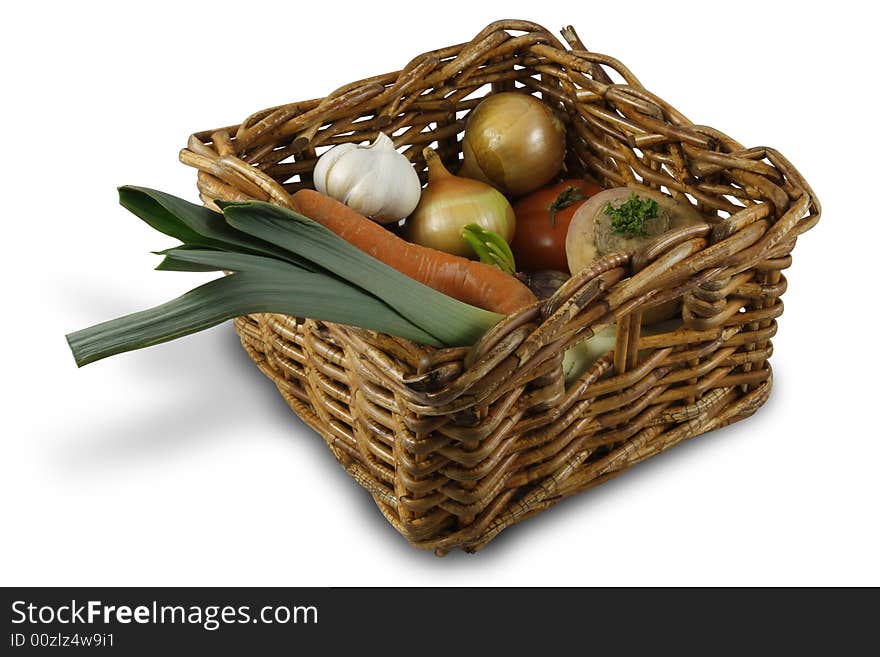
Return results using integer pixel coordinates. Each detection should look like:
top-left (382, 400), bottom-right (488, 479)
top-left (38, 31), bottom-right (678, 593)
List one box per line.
top-left (375, 165), bottom-right (421, 223)
top-left (314, 143), bottom-right (356, 196)
top-left (324, 150), bottom-right (369, 203)
top-left (343, 170), bottom-right (390, 218)
top-left (311, 132), bottom-right (421, 224)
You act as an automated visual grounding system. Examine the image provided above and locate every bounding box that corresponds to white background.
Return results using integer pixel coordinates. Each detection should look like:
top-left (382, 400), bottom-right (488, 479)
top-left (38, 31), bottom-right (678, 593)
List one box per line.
top-left (2, 1), bottom-right (877, 586)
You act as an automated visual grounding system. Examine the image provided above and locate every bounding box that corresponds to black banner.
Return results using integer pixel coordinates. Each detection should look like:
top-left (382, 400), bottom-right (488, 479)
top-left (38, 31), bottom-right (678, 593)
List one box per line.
top-left (1, 587), bottom-right (874, 653)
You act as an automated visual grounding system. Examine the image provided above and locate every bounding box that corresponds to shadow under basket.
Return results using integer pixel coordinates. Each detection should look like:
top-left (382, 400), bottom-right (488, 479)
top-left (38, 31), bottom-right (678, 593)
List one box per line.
top-left (180, 19), bottom-right (820, 554)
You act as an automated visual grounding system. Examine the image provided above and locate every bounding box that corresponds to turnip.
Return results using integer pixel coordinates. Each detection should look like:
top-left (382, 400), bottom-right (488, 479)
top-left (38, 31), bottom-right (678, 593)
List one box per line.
top-left (565, 187), bottom-right (706, 324)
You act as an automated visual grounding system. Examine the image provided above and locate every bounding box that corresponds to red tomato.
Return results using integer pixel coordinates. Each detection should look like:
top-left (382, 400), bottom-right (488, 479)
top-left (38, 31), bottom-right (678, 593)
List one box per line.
top-left (511, 179), bottom-right (603, 273)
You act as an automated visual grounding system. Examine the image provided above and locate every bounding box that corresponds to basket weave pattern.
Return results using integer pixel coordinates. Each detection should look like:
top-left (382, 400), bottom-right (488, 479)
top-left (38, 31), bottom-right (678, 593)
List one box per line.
top-left (180, 20), bottom-right (819, 553)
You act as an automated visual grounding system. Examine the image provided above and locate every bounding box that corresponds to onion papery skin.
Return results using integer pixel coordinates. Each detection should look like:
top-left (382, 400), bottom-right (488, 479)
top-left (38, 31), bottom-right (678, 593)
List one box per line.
top-left (459, 93), bottom-right (566, 197)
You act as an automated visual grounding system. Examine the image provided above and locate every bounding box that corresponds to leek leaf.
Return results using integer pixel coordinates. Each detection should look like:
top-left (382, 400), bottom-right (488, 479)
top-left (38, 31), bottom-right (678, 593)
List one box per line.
top-left (161, 248), bottom-right (314, 275)
top-left (118, 186), bottom-right (315, 270)
top-left (67, 270), bottom-right (442, 367)
top-left (219, 200), bottom-right (503, 347)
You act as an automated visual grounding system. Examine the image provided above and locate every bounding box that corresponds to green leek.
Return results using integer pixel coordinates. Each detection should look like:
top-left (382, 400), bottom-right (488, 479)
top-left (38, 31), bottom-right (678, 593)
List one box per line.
top-left (67, 187), bottom-right (505, 367)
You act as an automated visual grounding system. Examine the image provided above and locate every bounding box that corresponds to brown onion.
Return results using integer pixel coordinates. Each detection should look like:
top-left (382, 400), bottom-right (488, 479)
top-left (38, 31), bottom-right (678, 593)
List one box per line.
top-left (405, 147), bottom-right (515, 257)
top-left (459, 93), bottom-right (566, 197)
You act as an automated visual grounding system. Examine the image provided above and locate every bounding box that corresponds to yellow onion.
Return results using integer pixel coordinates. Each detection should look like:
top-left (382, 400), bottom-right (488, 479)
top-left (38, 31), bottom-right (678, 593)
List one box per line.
top-left (406, 148), bottom-right (515, 257)
top-left (459, 92), bottom-right (566, 197)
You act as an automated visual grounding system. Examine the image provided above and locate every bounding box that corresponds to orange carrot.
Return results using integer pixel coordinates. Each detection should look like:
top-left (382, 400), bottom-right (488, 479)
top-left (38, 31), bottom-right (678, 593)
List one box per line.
top-left (291, 189), bottom-right (536, 316)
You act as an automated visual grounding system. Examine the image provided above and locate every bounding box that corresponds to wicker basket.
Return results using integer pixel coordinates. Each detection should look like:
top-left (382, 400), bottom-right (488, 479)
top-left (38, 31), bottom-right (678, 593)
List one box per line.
top-left (180, 19), bottom-right (819, 554)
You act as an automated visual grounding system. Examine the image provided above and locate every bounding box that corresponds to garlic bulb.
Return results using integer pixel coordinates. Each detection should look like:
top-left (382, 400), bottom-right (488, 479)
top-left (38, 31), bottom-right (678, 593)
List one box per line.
top-left (313, 132), bottom-right (421, 224)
